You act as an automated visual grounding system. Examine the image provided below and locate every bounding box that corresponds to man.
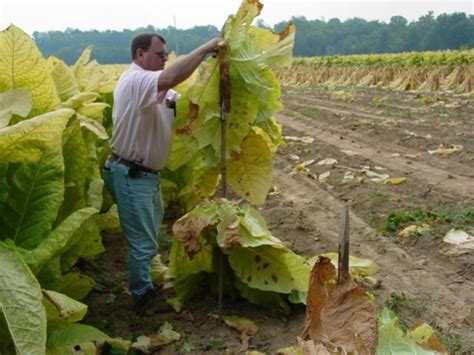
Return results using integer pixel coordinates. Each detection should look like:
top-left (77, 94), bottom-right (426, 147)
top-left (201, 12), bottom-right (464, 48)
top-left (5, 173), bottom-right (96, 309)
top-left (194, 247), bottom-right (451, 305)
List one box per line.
top-left (103, 33), bottom-right (222, 314)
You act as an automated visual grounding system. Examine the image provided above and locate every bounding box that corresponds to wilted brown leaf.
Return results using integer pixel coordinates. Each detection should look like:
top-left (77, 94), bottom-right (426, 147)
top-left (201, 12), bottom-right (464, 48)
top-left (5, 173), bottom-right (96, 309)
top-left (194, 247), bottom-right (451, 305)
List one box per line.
top-left (302, 256), bottom-right (377, 353)
top-left (172, 215), bottom-right (212, 254)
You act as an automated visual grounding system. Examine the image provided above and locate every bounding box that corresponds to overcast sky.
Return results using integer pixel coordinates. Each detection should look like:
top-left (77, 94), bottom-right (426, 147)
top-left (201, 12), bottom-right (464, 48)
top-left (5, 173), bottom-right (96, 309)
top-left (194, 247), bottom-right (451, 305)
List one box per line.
top-left (1, 0), bottom-right (472, 35)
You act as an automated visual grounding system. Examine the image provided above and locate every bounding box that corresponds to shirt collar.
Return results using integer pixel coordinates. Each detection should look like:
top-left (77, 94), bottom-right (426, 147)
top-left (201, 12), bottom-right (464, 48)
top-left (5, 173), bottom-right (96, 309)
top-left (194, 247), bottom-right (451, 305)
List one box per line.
top-left (131, 62), bottom-right (145, 71)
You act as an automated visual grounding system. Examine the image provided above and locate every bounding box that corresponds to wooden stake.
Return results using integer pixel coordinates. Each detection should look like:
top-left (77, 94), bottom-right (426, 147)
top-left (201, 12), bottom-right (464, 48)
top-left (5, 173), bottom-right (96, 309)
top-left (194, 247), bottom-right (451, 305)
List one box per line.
top-left (338, 205), bottom-right (350, 284)
top-left (217, 39), bottom-right (230, 313)
top-left (218, 100), bottom-right (226, 313)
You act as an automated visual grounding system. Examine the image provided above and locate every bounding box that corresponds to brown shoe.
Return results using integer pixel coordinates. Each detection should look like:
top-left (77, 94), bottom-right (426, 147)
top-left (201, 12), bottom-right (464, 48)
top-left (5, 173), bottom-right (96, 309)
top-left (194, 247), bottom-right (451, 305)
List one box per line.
top-left (133, 289), bottom-right (173, 315)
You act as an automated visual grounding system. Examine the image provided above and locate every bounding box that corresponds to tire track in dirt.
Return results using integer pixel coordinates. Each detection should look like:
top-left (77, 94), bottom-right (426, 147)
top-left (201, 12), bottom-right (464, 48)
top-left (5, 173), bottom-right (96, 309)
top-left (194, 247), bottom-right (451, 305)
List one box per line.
top-left (284, 88), bottom-right (473, 114)
top-left (285, 94), bottom-right (416, 122)
top-left (285, 97), bottom-right (473, 139)
top-left (289, 100), bottom-right (394, 122)
top-left (276, 113), bottom-right (474, 197)
top-left (268, 162), bottom-right (474, 343)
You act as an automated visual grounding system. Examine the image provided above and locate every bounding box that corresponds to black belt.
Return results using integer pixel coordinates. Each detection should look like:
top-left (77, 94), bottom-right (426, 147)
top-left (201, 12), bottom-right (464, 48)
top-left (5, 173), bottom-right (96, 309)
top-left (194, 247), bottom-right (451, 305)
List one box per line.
top-left (109, 153), bottom-right (157, 174)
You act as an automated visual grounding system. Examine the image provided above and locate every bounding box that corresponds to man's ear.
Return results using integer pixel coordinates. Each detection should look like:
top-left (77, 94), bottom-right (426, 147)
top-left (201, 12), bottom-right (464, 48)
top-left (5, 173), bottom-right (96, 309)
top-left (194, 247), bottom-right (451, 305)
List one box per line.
top-left (136, 48), bottom-right (144, 59)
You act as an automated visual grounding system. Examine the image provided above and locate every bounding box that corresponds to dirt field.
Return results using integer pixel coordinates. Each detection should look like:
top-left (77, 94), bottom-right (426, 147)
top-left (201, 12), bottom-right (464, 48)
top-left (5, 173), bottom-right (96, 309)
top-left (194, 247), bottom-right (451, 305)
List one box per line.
top-left (83, 85), bottom-right (474, 353)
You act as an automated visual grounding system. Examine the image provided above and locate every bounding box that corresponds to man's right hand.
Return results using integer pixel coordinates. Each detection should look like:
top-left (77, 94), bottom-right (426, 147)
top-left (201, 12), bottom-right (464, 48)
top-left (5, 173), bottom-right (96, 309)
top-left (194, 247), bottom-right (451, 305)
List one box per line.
top-left (159, 38), bottom-right (227, 92)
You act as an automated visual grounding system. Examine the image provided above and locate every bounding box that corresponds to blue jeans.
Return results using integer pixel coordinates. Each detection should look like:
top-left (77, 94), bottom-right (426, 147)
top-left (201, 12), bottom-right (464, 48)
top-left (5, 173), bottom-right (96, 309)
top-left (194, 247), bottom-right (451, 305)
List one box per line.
top-left (102, 159), bottom-right (163, 301)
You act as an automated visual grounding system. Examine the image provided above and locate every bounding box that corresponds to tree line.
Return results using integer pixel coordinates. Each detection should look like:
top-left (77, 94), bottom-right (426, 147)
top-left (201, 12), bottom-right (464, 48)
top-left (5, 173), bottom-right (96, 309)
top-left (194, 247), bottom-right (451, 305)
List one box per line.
top-left (32, 12), bottom-right (473, 64)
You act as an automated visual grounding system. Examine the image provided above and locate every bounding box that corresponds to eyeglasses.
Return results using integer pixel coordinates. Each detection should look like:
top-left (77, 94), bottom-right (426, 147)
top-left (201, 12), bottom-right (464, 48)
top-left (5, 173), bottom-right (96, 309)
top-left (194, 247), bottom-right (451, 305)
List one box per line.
top-left (143, 49), bottom-right (168, 59)
top-left (155, 51), bottom-right (168, 59)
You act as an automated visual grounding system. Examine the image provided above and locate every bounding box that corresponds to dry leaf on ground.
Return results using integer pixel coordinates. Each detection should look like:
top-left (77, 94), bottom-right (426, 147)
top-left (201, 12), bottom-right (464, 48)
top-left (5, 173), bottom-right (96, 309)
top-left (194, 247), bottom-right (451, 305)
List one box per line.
top-left (301, 257), bottom-right (377, 353)
top-left (223, 316), bottom-right (258, 351)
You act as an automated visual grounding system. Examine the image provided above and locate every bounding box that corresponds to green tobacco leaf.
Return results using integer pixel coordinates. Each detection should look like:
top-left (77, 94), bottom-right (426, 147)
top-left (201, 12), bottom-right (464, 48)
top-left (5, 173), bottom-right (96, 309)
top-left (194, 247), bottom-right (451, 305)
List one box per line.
top-left (188, 71), bottom-right (260, 161)
top-left (288, 290), bottom-right (307, 305)
top-left (230, 24), bottom-right (295, 89)
top-left (164, 0), bottom-right (292, 206)
top-left (216, 200), bottom-right (283, 249)
top-left (377, 307), bottom-right (447, 354)
top-left (228, 245), bottom-right (310, 294)
top-left (48, 56), bottom-right (80, 102)
top-left (167, 272), bottom-right (210, 313)
top-left (37, 256), bottom-right (63, 291)
top-left (227, 127), bottom-right (273, 206)
top-left (0, 108), bottom-right (73, 163)
top-left (247, 25), bottom-right (295, 67)
top-left (255, 114), bottom-right (284, 147)
top-left (224, 0), bottom-right (263, 50)
top-left (84, 131), bottom-right (104, 210)
top-left (42, 290), bottom-right (88, 324)
top-left (60, 272), bottom-right (95, 301)
top-left (167, 235), bottom-right (216, 312)
top-left (0, 88), bottom-right (32, 128)
top-left (0, 137), bottom-right (65, 250)
top-left (0, 25), bottom-right (60, 118)
top-left (222, 74), bottom-right (259, 155)
top-left (168, 234), bottom-right (215, 278)
top-left (97, 204), bottom-right (121, 233)
top-left (46, 323), bottom-right (130, 354)
top-left (167, 134), bottom-right (200, 171)
top-left (150, 254), bottom-right (171, 285)
top-left (86, 176), bottom-right (105, 210)
top-left (235, 278), bottom-right (290, 315)
top-left (60, 216), bottom-right (104, 273)
top-left (176, 148), bottom-right (220, 211)
top-left (21, 207), bottom-right (98, 274)
top-left (0, 241), bottom-right (47, 355)
top-left (57, 118), bottom-right (88, 223)
top-left (186, 60), bottom-right (220, 129)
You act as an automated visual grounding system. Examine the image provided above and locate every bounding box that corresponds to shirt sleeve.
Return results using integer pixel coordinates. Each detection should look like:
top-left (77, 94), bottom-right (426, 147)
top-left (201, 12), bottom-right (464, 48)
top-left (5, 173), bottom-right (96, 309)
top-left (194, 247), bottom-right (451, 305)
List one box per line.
top-left (131, 70), bottom-right (161, 109)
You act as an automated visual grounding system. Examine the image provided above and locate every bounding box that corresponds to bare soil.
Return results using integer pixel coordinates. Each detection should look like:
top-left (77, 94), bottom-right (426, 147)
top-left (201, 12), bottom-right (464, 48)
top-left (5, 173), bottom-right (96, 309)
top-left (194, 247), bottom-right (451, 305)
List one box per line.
top-left (82, 86), bottom-right (474, 354)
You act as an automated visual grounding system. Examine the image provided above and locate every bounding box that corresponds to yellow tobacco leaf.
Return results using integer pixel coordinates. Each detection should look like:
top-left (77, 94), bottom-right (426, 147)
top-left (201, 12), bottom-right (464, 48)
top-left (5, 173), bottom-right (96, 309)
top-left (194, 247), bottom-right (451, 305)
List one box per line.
top-left (48, 57), bottom-right (80, 101)
top-left (0, 25), bottom-right (60, 117)
top-left (77, 102), bottom-right (110, 121)
top-left (227, 127), bottom-right (273, 205)
top-left (383, 177), bottom-right (407, 185)
top-left (399, 224), bottom-right (430, 238)
top-left (428, 144), bottom-right (463, 157)
top-left (0, 88), bottom-right (32, 128)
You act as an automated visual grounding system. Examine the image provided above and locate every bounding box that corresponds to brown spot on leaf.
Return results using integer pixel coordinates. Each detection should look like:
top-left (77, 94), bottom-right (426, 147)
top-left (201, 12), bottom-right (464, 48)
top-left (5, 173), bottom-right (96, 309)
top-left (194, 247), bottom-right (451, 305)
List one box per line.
top-left (230, 151), bottom-right (240, 160)
top-left (271, 273), bottom-right (278, 283)
top-left (188, 102), bottom-right (199, 120)
top-left (255, 255), bottom-right (261, 263)
top-left (175, 126), bottom-right (191, 135)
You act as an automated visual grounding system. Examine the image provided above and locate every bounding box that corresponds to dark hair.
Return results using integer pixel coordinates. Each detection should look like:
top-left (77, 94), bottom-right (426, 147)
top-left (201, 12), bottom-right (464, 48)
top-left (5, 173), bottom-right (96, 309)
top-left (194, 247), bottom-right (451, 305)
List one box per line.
top-left (131, 33), bottom-right (166, 60)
